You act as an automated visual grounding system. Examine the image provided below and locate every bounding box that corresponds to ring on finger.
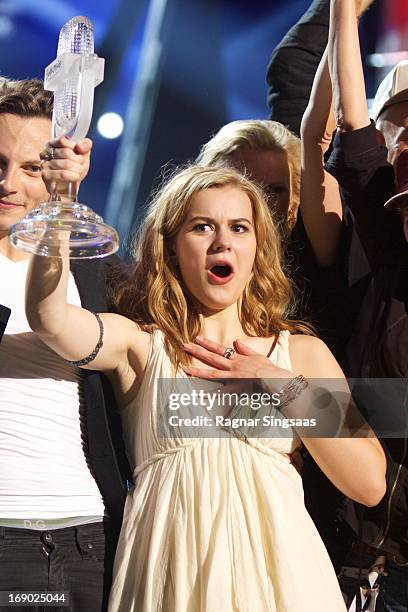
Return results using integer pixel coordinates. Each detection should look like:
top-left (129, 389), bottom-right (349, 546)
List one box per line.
top-left (40, 148), bottom-right (55, 163)
top-left (223, 347), bottom-right (236, 359)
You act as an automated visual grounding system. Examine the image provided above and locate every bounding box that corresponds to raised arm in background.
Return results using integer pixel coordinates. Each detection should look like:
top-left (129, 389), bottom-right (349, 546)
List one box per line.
top-left (266, 0), bottom-right (374, 136)
top-left (267, 0), bottom-right (374, 267)
top-left (328, 0), bottom-right (371, 132)
top-left (300, 49), bottom-right (342, 267)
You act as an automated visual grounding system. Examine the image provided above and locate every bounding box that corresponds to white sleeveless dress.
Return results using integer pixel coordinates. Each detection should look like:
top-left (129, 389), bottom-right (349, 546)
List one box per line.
top-left (108, 330), bottom-right (346, 612)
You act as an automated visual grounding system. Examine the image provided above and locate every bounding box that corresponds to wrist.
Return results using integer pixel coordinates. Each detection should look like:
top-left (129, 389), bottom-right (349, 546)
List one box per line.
top-left (275, 375), bottom-right (310, 417)
top-left (258, 369), bottom-right (296, 394)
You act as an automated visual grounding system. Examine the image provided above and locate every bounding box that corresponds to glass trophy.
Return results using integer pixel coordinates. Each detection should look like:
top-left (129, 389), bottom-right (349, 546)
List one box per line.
top-left (9, 16), bottom-right (119, 258)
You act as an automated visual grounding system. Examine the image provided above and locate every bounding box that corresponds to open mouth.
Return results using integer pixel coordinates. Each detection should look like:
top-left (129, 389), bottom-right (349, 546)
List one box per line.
top-left (207, 263), bottom-right (234, 284)
top-left (210, 264), bottom-right (232, 278)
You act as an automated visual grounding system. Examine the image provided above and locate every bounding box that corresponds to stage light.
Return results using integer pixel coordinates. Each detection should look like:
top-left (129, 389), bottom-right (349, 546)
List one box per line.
top-left (97, 112), bottom-right (124, 139)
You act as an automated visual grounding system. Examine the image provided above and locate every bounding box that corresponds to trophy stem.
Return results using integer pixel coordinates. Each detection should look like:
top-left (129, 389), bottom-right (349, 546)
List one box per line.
top-left (54, 181), bottom-right (78, 204)
top-left (66, 181), bottom-right (78, 202)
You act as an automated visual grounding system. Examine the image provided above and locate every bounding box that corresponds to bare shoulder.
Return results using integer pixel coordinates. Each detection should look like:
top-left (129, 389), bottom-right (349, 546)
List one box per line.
top-left (288, 334), bottom-right (328, 356)
top-left (288, 334), bottom-right (344, 378)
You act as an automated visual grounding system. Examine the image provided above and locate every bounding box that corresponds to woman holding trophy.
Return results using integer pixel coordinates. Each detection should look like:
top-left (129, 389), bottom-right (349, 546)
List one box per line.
top-left (25, 159), bottom-right (386, 611)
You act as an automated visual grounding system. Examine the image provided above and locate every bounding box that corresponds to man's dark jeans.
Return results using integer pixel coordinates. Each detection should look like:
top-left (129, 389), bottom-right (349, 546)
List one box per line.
top-left (0, 521), bottom-right (116, 612)
top-left (339, 551), bottom-right (408, 612)
top-left (377, 563), bottom-right (408, 612)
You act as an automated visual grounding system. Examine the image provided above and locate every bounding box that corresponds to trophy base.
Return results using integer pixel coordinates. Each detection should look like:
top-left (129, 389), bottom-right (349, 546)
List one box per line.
top-left (9, 202), bottom-right (119, 259)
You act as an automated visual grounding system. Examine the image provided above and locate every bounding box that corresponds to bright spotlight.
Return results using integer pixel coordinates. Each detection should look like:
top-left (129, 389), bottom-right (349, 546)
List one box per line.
top-left (97, 113), bottom-right (124, 139)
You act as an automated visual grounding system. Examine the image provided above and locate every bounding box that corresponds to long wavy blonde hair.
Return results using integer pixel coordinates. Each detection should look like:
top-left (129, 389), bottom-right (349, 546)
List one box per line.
top-left (112, 165), bottom-right (309, 369)
top-left (196, 119), bottom-right (300, 233)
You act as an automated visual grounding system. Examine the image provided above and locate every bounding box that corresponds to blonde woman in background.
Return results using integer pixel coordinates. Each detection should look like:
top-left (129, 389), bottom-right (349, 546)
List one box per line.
top-left (197, 119), bottom-right (301, 235)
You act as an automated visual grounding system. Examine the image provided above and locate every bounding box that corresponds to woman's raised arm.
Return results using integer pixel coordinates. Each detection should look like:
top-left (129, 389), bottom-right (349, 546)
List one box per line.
top-left (25, 249), bottom-right (145, 373)
top-left (25, 137), bottom-right (150, 375)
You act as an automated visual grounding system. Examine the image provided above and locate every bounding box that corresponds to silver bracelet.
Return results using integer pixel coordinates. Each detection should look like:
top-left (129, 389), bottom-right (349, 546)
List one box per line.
top-left (277, 375), bottom-right (309, 412)
top-left (69, 312), bottom-right (104, 367)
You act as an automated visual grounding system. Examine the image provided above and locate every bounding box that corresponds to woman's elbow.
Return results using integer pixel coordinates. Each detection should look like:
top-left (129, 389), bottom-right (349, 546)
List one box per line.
top-left (25, 304), bottom-right (59, 339)
top-left (354, 474), bottom-right (387, 508)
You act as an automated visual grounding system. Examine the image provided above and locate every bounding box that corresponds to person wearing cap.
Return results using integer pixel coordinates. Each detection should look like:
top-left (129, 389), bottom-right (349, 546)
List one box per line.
top-left (372, 62), bottom-right (408, 243)
top-left (322, 0), bottom-right (408, 608)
